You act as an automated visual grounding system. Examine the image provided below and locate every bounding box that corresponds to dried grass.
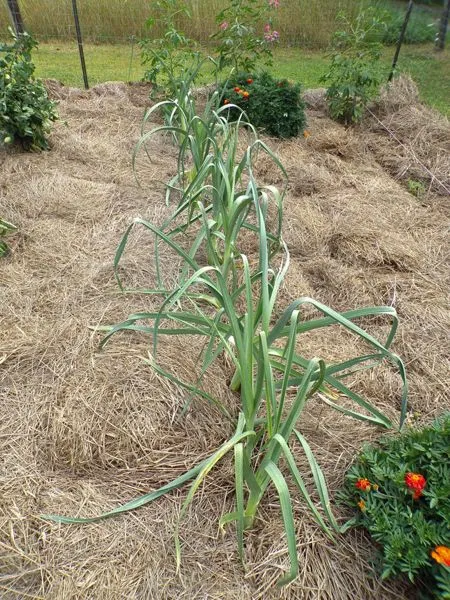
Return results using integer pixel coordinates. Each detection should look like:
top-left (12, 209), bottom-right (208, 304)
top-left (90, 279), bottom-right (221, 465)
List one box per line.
top-left (368, 75), bottom-right (450, 196)
top-left (0, 81), bottom-right (449, 599)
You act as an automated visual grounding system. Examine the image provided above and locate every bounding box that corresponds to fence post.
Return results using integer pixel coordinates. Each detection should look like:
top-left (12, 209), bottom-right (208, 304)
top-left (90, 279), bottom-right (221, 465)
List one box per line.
top-left (436, 0), bottom-right (450, 51)
top-left (388, 0), bottom-right (414, 82)
top-left (6, 0), bottom-right (25, 34)
top-left (71, 0), bottom-right (89, 89)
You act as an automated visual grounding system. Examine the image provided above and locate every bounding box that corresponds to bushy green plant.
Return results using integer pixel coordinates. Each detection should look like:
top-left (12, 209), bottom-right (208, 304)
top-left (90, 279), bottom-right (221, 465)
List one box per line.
top-left (140, 0), bottom-right (203, 97)
top-left (322, 9), bottom-right (386, 125)
top-left (43, 83), bottom-right (408, 586)
top-left (0, 217), bottom-right (17, 257)
top-left (211, 0), bottom-right (280, 75)
top-left (341, 414), bottom-right (450, 597)
top-left (382, 4), bottom-right (437, 45)
top-left (218, 71), bottom-right (306, 138)
top-left (0, 29), bottom-right (57, 150)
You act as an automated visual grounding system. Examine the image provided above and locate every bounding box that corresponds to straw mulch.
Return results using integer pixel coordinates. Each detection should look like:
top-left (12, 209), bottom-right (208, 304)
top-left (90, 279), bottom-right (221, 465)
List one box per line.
top-left (0, 77), bottom-right (448, 599)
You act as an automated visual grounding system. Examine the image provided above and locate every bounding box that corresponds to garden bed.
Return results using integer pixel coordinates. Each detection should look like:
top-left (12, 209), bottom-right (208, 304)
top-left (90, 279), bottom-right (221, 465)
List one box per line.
top-left (0, 79), bottom-right (449, 599)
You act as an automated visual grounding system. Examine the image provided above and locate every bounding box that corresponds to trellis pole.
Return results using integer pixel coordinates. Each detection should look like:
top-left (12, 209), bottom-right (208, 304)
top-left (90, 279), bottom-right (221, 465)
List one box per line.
top-left (71, 0), bottom-right (89, 89)
top-left (6, 0), bottom-right (25, 34)
top-left (388, 0), bottom-right (414, 82)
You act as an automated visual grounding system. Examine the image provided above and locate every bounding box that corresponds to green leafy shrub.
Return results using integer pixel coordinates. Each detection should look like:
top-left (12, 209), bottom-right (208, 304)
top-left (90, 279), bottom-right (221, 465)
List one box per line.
top-left (218, 71), bottom-right (306, 138)
top-left (0, 217), bottom-right (17, 257)
top-left (140, 0), bottom-right (202, 97)
top-left (322, 9), bottom-right (386, 125)
top-left (341, 414), bottom-right (450, 597)
top-left (0, 29), bottom-right (58, 151)
top-left (211, 0), bottom-right (280, 75)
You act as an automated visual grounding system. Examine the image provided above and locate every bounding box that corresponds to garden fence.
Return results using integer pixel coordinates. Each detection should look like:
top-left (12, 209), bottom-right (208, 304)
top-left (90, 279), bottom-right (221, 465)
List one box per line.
top-left (1, 0), bottom-right (448, 90)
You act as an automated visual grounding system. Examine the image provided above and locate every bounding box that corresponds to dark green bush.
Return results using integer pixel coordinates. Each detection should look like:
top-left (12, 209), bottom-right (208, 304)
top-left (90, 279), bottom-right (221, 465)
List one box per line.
top-left (217, 71), bottom-right (306, 139)
top-left (0, 29), bottom-right (58, 151)
top-left (341, 414), bottom-right (450, 598)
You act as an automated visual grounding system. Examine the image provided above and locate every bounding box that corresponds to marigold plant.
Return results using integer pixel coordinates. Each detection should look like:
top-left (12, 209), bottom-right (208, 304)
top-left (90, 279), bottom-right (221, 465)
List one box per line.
top-left (341, 414), bottom-right (450, 598)
top-left (217, 71), bottom-right (306, 138)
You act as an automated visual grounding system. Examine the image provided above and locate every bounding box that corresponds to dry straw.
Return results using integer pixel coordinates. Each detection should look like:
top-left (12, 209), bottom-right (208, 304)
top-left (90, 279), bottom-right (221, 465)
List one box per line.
top-left (0, 76), bottom-right (448, 598)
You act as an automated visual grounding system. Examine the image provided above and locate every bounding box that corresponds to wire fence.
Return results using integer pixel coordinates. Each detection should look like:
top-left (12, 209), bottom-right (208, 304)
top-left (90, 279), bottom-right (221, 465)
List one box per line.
top-left (0, 0), bottom-right (448, 92)
top-left (0, 0), bottom-right (361, 45)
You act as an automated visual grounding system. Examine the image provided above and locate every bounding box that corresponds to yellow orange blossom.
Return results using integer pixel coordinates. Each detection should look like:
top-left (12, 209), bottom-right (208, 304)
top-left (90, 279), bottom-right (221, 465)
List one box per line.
top-left (405, 472), bottom-right (426, 499)
top-left (431, 546), bottom-right (450, 567)
top-left (357, 500), bottom-right (366, 512)
top-left (303, 130), bottom-right (311, 138)
top-left (405, 472), bottom-right (426, 491)
top-left (355, 478), bottom-right (371, 492)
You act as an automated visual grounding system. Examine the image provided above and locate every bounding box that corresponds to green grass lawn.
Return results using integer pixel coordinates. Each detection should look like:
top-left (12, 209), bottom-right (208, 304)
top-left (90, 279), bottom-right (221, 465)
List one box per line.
top-left (34, 41), bottom-right (450, 115)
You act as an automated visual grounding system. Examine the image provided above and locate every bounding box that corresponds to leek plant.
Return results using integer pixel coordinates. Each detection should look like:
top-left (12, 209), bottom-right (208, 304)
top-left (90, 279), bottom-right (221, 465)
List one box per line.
top-left (0, 218), bottom-right (17, 257)
top-left (134, 87), bottom-right (286, 294)
top-left (42, 84), bottom-right (408, 587)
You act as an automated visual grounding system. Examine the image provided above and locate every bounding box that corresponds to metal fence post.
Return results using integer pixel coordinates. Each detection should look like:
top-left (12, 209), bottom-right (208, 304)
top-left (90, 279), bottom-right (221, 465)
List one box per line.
top-left (71, 0), bottom-right (89, 89)
top-left (6, 0), bottom-right (25, 34)
top-left (388, 0), bottom-right (414, 83)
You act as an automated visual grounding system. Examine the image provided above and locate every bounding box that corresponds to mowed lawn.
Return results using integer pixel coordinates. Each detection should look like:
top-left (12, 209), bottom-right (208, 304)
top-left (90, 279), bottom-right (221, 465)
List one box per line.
top-left (34, 41), bottom-right (450, 115)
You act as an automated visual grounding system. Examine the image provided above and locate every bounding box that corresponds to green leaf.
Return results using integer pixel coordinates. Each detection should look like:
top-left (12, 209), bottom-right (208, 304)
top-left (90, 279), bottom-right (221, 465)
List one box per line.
top-left (264, 462), bottom-right (299, 587)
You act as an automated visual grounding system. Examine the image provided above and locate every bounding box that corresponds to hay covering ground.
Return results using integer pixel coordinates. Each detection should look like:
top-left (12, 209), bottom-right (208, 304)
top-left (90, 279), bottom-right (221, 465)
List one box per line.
top-left (0, 77), bottom-right (449, 599)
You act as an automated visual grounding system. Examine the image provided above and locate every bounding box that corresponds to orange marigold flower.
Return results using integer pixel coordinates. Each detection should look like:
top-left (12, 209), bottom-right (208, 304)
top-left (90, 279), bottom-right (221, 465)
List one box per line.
top-left (431, 546), bottom-right (450, 567)
top-left (355, 478), bottom-right (371, 492)
top-left (242, 91), bottom-right (250, 98)
top-left (405, 472), bottom-right (426, 492)
top-left (247, 78), bottom-right (253, 84)
top-left (224, 99), bottom-right (230, 105)
top-left (357, 500), bottom-right (366, 512)
top-left (234, 86), bottom-right (241, 92)
top-left (303, 130), bottom-right (311, 138)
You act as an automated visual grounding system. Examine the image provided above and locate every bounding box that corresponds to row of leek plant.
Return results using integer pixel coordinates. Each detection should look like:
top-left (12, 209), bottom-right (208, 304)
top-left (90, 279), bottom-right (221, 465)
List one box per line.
top-left (42, 83), bottom-right (408, 586)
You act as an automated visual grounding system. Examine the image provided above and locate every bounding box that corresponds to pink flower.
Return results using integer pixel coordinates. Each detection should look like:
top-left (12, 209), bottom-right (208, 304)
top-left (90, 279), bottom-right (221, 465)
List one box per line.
top-left (269, 0), bottom-right (280, 7)
top-left (219, 21), bottom-right (229, 30)
top-left (264, 27), bottom-right (280, 43)
top-left (264, 23), bottom-right (271, 33)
